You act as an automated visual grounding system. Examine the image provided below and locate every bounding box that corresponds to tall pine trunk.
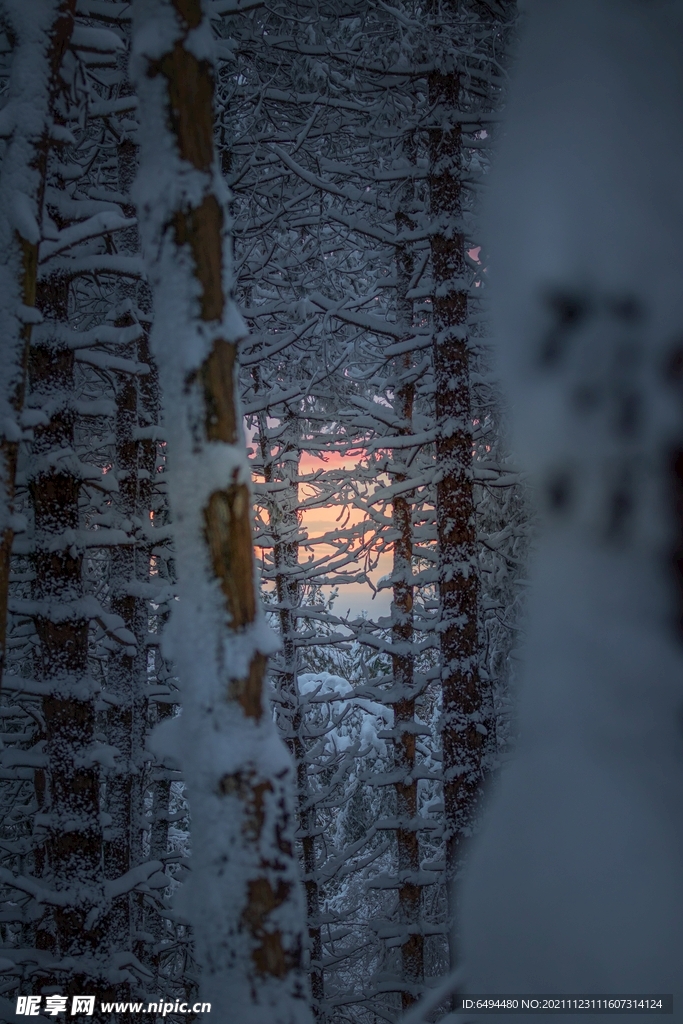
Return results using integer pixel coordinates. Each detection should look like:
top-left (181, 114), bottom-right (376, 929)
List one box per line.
top-left (265, 416), bottom-right (325, 1018)
top-left (29, 270), bottom-right (105, 992)
top-left (0, 0), bottom-right (76, 680)
top-left (103, 103), bottom-right (154, 973)
top-left (429, 12), bottom-right (483, 969)
top-left (392, 223), bottom-right (423, 1008)
top-left (132, 0), bottom-right (313, 1018)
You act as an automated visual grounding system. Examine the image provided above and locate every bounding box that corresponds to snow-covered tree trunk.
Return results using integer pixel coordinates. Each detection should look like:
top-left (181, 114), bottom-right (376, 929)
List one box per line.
top-left (132, 0), bottom-right (312, 1018)
top-left (104, 308), bottom-right (151, 967)
top-left (29, 271), bottom-right (105, 982)
top-left (103, 88), bottom-right (152, 968)
top-left (263, 413), bottom-right (325, 1017)
top-left (391, 212), bottom-right (423, 1009)
top-left (429, 7), bottom-right (483, 967)
top-left (461, 0), bottom-right (683, 1001)
top-left (0, 0), bottom-right (75, 680)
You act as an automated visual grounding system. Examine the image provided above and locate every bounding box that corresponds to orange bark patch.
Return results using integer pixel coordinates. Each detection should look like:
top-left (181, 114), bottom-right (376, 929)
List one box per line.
top-left (197, 338), bottom-right (237, 443)
top-left (242, 877), bottom-right (294, 979)
top-left (226, 652), bottom-right (266, 721)
top-left (203, 484), bottom-right (256, 628)
top-left (173, 195), bottom-right (224, 323)
top-left (156, 42), bottom-right (214, 172)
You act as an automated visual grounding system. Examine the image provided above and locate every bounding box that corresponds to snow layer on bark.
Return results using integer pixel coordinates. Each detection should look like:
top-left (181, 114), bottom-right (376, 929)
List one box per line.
top-left (461, 0), bottom-right (683, 1004)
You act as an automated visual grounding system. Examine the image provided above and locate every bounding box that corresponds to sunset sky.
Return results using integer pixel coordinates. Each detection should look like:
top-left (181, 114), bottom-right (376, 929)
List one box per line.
top-left (297, 449), bottom-right (392, 622)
